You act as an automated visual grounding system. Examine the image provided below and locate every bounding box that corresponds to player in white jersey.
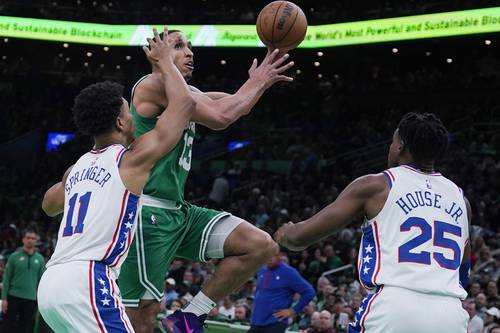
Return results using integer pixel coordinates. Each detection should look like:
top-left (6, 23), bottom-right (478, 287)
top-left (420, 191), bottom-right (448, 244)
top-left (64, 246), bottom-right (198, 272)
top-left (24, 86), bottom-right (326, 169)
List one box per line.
top-left (38, 28), bottom-right (195, 333)
top-left (274, 113), bottom-right (471, 333)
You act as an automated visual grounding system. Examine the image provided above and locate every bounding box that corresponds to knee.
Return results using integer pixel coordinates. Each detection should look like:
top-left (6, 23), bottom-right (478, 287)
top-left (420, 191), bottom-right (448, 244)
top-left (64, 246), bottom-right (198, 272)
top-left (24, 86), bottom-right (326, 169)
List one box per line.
top-left (251, 231), bottom-right (279, 260)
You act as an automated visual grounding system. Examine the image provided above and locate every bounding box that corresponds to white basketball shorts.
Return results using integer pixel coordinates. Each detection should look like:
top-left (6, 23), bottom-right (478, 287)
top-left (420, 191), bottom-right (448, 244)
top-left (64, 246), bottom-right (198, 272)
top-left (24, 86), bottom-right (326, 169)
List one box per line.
top-left (349, 285), bottom-right (468, 333)
top-left (38, 261), bottom-right (134, 333)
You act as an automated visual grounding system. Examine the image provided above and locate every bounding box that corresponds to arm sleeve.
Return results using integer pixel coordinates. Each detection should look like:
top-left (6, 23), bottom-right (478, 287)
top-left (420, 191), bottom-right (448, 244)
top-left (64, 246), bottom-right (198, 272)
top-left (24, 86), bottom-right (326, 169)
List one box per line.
top-left (287, 267), bottom-right (316, 314)
top-left (2, 255), bottom-right (13, 300)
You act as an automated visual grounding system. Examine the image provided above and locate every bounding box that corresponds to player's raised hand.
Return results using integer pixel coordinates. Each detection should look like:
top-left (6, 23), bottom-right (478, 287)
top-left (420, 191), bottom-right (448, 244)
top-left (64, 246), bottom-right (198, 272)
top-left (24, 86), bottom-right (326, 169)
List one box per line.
top-left (248, 48), bottom-right (295, 89)
top-left (273, 221), bottom-right (306, 251)
top-left (143, 27), bottom-right (175, 67)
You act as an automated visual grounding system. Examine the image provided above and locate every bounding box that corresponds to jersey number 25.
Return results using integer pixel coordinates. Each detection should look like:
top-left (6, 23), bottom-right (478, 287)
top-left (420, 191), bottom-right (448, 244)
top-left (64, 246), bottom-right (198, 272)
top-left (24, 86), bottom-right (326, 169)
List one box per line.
top-left (398, 217), bottom-right (462, 270)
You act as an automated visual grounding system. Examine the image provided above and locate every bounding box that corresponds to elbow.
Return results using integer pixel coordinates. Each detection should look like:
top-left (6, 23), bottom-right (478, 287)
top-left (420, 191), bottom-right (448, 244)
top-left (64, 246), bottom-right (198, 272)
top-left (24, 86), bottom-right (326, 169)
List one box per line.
top-left (211, 113), bottom-right (233, 130)
top-left (42, 194), bottom-right (58, 217)
top-left (181, 95), bottom-right (197, 113)
top-left (41, 201), bottom-right (54, 217)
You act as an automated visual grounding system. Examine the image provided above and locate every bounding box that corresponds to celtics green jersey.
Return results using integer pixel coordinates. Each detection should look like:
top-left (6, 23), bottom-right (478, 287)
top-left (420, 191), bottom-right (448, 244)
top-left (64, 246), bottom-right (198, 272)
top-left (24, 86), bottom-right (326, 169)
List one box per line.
top-left (130, 75), bottom-right (195, 202)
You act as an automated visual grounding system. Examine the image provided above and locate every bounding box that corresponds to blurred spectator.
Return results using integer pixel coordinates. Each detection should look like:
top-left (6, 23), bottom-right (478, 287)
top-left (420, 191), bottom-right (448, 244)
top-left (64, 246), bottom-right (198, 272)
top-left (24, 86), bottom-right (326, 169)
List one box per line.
top-left (219, 296), bottom-right (236, 320)
top-left (475, 247), bottom-right (495, 273)
top-left (249, 253), bottom-right (315, 333)
top-left (207, 306), bottom-right (229, 322)
top-left (160, 278), bottom-right (179, 311)
top-left (483, 307), bottom-right (500, 333)
top-left (465, 299), bottom-right (484, 333)
top-left (233, 304), bottom-right (250, 325)
top-left (1, 229), bottom-right (45, 333)
top-left (303, 310), bottom-right (335, 333)
top-left (169, 299), bottom-right (182, 313)
top-left (297, 301), bottom-right (317, 330)
top-left (471, 283), bottom-right (483, 298)
top-left (478, 293), bottom-right (490, 319)
top-left (323, 245), bottom-right (343, 270)
top-left (487, 281), bottom-right (500, 308)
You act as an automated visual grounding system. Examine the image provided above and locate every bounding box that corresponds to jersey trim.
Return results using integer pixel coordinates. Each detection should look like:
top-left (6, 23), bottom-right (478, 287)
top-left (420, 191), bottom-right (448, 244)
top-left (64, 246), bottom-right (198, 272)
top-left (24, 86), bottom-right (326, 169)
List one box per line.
top-left (90, 144), bottom-right (121, 154)
top-left (102, 191), bottom-right (128, 262)
top-left (116, 147), bottom-right (127, 168)
top-left (359, 222), bottom-right (381, 290)
top-left (106, 266), bottom-right (134, 333)
top-left (373, 221), bottom-right (382, 284)
top-left (361, 286), bottom-right (384, 333)
top-left (92, 261), bottom-right (132, 332)
top-left (401, 165), bottom-right (441, 176)
top-left (382, 171), bottom-right (393, 188)
top-left (102, 191), bottom-right (139, 267)
top-left (349, 286), bottom-right (384, 333)
top-left (130, 74), bottom-right (150, 103)
top-left (88, 261), bottom-right (106, 333)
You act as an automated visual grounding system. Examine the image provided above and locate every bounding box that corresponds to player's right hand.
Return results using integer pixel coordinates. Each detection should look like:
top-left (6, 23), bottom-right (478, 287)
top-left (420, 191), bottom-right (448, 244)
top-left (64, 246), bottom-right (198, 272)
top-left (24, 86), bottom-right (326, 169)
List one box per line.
top-left (273, 221), bottom-right (307, 251)
top-left (1, 299), bottom-right (7, 314)
top-left (143, 27), bottom-right (175, 68)
top-left (248, 49), bottom-right (295, 89)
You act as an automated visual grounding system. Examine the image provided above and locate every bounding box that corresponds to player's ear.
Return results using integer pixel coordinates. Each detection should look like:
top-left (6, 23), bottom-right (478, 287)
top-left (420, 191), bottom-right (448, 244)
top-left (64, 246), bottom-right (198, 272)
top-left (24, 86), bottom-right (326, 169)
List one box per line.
top-left (115, 116), bottom-right (124, 132)
top-left (399, 140), bottom-right (405, 152)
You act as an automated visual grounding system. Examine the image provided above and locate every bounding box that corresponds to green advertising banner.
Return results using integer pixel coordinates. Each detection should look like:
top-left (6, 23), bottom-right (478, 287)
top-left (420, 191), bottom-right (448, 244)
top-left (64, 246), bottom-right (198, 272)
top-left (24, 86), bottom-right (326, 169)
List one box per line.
top-left (1, 6), bottom-right (500, 47)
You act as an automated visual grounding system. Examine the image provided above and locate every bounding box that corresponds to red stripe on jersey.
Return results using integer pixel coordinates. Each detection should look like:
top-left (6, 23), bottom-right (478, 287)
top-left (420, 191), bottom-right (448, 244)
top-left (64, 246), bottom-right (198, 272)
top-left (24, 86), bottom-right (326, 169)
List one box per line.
top-left (386, 170), bottom-right (396, 182)
top-left (89, 262), bottom-right (106, 333)
top-left (115, 147), bottom-right (126, 162)
top-left (373, 221), bottom-right (382, 285)
top-left (106, 266), bottom-right (133, 333)
top-left (361, 286), bottom-right (384, 333)
top-left (102, 190), bottom-right (128, 261)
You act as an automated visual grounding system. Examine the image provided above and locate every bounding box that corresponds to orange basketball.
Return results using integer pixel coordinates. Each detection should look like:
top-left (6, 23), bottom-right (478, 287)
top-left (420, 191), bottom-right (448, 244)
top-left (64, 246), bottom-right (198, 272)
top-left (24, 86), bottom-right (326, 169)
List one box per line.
top-left (256, 1), bottom-right (308, 51)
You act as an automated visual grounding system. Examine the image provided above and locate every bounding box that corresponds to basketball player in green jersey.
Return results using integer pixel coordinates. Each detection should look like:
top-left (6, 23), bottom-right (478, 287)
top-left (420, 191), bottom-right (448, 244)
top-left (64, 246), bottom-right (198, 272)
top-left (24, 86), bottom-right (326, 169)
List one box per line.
top-left (118, 28), bottom-right (295, 333)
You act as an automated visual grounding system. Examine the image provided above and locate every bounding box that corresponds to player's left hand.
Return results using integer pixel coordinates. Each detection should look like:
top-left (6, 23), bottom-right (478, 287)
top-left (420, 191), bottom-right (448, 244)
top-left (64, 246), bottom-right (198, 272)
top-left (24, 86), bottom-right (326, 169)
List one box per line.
top-left (248, 49), bottom-right (295, 89)
top-left (273, 222), bottom-right (307, 251)
top-left (143, 27), bottom-right (175, 68)
top-left (273, 308), bottom-right (296, 320)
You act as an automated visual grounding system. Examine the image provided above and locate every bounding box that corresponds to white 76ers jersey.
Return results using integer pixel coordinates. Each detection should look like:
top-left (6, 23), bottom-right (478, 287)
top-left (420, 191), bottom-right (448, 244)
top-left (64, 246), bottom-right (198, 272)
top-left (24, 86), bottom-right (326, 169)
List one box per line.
top-left (47, 144), bottom-right (139, 276)
top-left (358, 165), bottom-right (468, 299)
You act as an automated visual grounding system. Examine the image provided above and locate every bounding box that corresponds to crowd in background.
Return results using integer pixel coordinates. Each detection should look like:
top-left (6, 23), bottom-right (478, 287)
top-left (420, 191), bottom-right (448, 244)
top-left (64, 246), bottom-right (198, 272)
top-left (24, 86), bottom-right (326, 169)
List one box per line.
top-left (0, 9), bottom-right (500, 333)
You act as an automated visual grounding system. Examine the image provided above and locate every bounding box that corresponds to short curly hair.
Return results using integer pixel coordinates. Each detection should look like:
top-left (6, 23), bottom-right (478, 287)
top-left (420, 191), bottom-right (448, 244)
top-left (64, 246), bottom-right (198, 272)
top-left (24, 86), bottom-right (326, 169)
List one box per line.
top-left (72, 81), bottom-right (124, 137)
top-left (398, 112), bottom-right (449, 164)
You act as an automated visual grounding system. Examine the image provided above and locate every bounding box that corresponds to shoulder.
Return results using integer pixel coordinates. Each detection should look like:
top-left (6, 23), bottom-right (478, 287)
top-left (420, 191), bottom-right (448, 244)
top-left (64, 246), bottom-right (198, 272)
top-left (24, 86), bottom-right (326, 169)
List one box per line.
top-left (349, 173), bottom-right (389, 197)
top-left (6, 251), bottom-right (21, 262)
top-left (134, 75), bottom-right (164, 99)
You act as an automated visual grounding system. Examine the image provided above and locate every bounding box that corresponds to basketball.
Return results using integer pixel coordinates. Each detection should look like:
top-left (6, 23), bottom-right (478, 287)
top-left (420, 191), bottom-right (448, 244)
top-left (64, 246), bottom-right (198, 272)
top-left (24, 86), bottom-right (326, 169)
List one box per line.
top-left (256, 1), bottom-right (307, 52)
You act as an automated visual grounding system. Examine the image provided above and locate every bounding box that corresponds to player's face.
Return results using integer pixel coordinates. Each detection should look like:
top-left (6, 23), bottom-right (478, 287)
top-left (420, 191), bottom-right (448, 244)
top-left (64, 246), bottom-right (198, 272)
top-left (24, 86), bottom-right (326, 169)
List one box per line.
top-left (387, 129), bottom-right (403, 168)
top-left (169, 32), bottom-right (194, 81)
top-left (117, 98), bottom-right (135, 146)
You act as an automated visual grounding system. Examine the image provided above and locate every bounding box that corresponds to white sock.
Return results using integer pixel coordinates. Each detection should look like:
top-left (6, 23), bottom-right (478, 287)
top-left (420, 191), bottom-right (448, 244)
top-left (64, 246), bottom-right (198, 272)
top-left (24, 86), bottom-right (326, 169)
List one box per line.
top-left (184, 291), bottom-right (217, 317)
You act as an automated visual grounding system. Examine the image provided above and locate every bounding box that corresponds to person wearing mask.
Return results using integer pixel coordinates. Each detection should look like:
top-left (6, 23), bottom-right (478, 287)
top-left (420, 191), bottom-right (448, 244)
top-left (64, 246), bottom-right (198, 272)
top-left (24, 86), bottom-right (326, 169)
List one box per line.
top-left (1, 229), bottom-right (45, 333)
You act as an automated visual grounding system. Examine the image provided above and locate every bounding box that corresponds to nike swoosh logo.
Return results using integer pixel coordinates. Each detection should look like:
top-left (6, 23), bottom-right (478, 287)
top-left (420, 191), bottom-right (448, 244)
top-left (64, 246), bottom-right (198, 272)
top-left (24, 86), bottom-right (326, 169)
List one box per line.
top-left (183, 315), bottom-right (194, 333)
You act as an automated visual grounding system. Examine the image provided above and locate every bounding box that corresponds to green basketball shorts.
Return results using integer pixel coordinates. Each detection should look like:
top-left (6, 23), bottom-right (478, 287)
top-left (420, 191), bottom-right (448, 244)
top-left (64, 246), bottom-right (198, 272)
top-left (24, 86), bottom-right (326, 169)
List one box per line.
top-left (119, 195), bottom-right (234, 307)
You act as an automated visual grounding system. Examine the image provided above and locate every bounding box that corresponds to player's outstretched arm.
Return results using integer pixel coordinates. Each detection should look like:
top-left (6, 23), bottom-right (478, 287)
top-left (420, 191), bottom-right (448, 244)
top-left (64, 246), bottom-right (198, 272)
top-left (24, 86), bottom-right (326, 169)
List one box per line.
top-left (42, 165), bottom-right (73, 217)
top-left (274, 174), bottom-right (388, 251)
top-left (189, 48), bottom-right (295, 130)
top-left (119, 27), bottom-right (195, 194)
